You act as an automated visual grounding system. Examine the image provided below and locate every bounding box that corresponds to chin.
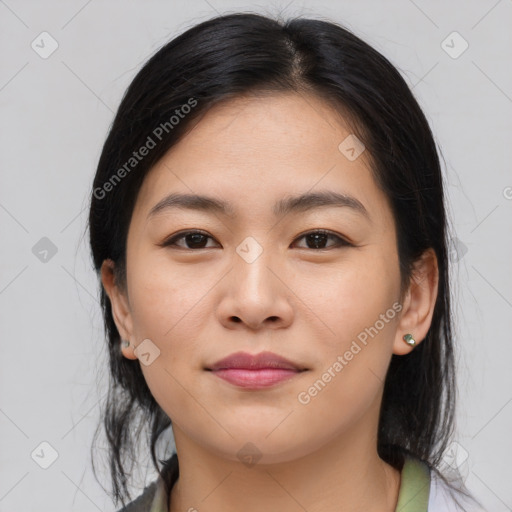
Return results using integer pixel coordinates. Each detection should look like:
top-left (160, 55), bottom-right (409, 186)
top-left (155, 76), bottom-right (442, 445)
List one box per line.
top-left (202, 430), bottom-right (316, 467)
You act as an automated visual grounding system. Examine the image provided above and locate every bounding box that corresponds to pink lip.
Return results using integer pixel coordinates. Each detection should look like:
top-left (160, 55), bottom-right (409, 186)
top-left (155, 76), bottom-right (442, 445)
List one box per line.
top-left (206, 351), bottom-right (307, 389)
top-left (211, 368), bottom-right (301, 388)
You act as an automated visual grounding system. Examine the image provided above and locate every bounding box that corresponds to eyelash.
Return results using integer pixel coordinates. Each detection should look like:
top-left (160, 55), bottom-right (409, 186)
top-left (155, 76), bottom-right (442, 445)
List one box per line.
top-left (160, 229), bottom-right (353, 251)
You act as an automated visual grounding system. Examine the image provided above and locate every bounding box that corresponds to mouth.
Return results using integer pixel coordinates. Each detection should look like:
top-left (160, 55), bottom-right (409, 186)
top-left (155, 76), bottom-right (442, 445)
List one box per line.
top-left (205, 351), bottom-right (308, 389)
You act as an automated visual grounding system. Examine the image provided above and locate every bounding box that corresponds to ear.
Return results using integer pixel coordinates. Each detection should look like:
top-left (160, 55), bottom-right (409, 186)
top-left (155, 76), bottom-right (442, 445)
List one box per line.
top-left (393, 248), bottom-right (439, 356)
top-left (100, 259), bottom-right (138, 360)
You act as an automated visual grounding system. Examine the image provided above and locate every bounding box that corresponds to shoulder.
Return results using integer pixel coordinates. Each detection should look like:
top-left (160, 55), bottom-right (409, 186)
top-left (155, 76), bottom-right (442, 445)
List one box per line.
top-left (428, 468), bottom-right (488, 512)
top-left (115, 480), bottom-right (158, 512)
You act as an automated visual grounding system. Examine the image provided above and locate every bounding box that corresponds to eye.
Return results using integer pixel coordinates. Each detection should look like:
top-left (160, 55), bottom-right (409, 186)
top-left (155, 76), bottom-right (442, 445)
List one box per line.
top-left (160, 229), bottom-right (351, 251)
top-left (160, 230), bottom-right (219, 250)
top-left (292, 229), bottom-right (352, 250)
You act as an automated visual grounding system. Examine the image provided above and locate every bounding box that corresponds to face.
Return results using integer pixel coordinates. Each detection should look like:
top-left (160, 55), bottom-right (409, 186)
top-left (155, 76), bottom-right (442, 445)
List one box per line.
top-left (107, 92), bottom-right (413, 464)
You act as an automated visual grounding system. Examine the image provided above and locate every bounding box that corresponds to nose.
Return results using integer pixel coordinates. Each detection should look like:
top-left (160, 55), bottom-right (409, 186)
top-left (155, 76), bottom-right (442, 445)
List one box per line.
top-left (215, 247), bottom-right (294, 331)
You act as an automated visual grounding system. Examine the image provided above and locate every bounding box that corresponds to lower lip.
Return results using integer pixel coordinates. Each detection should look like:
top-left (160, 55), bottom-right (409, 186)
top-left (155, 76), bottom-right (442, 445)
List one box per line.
top-left (210, 368), bottom-right (302, 388)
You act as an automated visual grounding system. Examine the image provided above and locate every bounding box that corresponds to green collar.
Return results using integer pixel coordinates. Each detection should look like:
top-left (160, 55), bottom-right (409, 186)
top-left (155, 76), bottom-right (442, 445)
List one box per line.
top-left (149, 455), bottom-right (431, 512)
top-left (395, 456), bottom-right (431, 512)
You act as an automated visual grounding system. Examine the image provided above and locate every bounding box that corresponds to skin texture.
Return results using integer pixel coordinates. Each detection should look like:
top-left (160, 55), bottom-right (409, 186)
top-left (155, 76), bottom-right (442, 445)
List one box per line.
top-left (101, 91), bottom-right (439, 512)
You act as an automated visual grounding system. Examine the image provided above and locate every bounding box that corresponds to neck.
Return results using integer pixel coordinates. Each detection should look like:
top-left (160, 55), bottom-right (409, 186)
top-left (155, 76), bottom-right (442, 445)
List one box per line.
top-left (168, 415), bottom-right (401, 512)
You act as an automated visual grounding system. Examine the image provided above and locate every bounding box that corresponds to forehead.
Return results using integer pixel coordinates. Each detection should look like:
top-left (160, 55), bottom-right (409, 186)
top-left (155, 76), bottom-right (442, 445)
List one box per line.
top-left (171, 91), bottom-right (360, 159)
top-left (131, 91), bottom-right (384, 224)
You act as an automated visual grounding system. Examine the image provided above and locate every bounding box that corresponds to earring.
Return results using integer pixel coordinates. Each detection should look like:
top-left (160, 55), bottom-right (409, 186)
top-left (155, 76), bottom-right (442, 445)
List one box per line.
top-left (121, 339), bottom-right (130, 348)
top-left (403, 334), bottom-right (416, 346)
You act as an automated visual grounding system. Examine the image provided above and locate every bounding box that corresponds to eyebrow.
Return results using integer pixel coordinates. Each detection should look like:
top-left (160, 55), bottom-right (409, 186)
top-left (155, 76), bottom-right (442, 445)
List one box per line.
top-left (147, 190), bottom-right (370, 221)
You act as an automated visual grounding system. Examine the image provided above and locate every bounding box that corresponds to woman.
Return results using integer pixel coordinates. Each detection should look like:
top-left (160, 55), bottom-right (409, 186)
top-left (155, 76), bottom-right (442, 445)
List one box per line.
top-left (88, 12), bottom-right (486, 512)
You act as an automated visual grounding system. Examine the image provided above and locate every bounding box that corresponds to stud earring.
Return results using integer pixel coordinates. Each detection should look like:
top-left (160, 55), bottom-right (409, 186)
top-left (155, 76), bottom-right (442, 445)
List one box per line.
top-left (403, 333), bottom-right (416, 346)
top-left (121, 339), bottom-right (130, 348)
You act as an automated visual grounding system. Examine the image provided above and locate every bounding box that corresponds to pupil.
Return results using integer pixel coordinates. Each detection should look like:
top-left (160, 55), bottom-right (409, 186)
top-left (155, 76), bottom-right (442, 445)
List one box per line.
top-left (308, 233), bottom-right (327, 249)
top-left (187, 233), bottom-right (206, 248)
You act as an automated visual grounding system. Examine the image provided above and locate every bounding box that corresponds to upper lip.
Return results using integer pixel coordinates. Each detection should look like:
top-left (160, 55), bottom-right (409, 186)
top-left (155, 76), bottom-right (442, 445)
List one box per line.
top-left (207, 351), bottom-right (306, 371)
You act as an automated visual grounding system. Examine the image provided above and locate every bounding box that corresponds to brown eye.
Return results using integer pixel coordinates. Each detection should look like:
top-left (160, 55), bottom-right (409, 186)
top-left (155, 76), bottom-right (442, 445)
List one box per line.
top-left (161, 229), bottom-right (351, 251)
top-left (292, 230), bottom-right (351, 250)
top-left (162, 231), bottom-right (218, 249)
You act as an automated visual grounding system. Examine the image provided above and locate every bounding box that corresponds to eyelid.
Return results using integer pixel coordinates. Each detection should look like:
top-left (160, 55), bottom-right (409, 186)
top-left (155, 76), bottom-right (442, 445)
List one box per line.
top-left (160, 229), bottom-right (353, 250)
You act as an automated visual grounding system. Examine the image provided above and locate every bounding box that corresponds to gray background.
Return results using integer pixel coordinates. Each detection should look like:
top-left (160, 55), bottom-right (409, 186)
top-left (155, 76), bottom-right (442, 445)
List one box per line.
top-left (1, 0), bottom-right (511, 510)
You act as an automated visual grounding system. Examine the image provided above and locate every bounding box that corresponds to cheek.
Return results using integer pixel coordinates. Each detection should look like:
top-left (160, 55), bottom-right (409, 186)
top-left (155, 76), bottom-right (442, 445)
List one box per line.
top-left (300, 250), bottom-right (400, 345)
top-left (132, 270), bottom-right (209, 420)
top-left (128, 258), bottom-right (213, 340)
top-left (293, 260), bottom-right (400, 429)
